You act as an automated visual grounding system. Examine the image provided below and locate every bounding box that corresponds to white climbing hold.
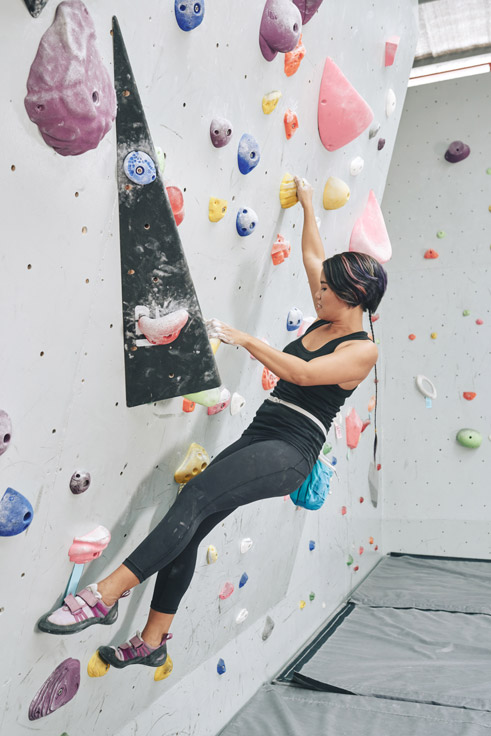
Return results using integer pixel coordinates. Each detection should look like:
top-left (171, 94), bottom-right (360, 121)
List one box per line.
top-left (386, 88), bottom-right (396, 117)
top-left (240, 538), bottom-right (254, 554)
top-left (230, 393), bottom-right (246, 416)
top-left (349, 156), bottom-right (364, 176)
top-left (415, 375), bottom-right (437, 400)
top-left (236, 609), bottom-right (249, 624)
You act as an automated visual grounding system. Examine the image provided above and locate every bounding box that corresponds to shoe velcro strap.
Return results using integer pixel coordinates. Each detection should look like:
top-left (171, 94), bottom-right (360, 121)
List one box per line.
top-left (64, 594), bottom-right (82, 614)
top-left (77, 587), bottom-right (98, 608)
top-left (129, 634), bottom-right (144, 649)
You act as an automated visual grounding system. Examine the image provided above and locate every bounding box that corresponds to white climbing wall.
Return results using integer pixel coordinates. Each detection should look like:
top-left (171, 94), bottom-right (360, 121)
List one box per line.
top-left (381, 73), bottom-right (491, 557)
top-left (0, 1), bottom-right (418, 734)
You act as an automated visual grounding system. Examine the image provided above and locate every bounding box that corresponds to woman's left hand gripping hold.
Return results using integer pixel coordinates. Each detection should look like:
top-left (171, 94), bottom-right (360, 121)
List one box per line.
top-left (205, 318), bottom-right (247, 347)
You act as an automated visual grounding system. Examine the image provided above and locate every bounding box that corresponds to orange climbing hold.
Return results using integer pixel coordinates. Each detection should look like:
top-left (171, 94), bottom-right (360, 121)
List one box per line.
top-left (424, 249), bottom-right (439, 259)
top-left (368, 395), bottom-right (376, 412)
top-left (369, 536), bottom-right (374, 545)
top-left (463, 392), bottom-right (477, 400)
top-left (262, 367), bottom-right (279, 390)
top-left (408, 334), bottom-right (416, 340)
top-left (271, 234), bottom-right (291, 265)
top-left (182, 399), bottom-right (196, 413)
top-left (284, 35), bottom-right (306, 77)
top-left (284, 109), bottom-right (299, 139)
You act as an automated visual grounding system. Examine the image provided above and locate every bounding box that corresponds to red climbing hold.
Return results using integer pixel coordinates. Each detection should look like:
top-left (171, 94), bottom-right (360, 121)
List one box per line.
top-left (262, 367), bottom-right (279, 390)
top-left (284, 109), bottom-right (299, 139)
top-left (371, 313), bottom-right (380, 322)
top-left (353, 565), bottom-right (359, 572)
top-left (284, 35), bottom-right (306, 77)
top-left (476, 319), bottom-right (484, 325)
top-left (361, 420), bottom-right (370, 432)
top-left (374, 545), bottom-right (379, 551)
top-left (359, 546), bottom-right (364, 555)
top-left (271, 234), bottom-right (291, 265)
top-left (463, 392), bottom-right (477, 400)
top-left (341, 506), bottom-right (347, 515)
top-left (408, 334), bottom-right (416, 340)
top-left (376, 463), bottom-right (381, 471)
top-left (182, 399), bottom-right (196, 412)
top-left (424, 249), bottom-right (439, 259)
top-left (359, 496), bottom-right (364, 504)
top-left (166, 186), bottom-right (185, 226)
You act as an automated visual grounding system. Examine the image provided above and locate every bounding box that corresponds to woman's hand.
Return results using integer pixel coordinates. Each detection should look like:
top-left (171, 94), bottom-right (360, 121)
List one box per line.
top-left (205, 318), bottom-right (248, 347)
top-left (294, 175), bottom-right (314, 209)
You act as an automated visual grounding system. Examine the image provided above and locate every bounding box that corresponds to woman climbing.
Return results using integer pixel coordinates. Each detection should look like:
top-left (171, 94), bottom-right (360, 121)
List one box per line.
top-left (38, 178), bottom-right (387, 670)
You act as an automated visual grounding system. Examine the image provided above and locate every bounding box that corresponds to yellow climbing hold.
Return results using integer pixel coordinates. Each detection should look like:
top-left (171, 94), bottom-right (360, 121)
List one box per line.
top-left (154, 655), bottom-right (174, 682)
top-left (299, 600), bottom-right (306, 609)
top-left (210, 337), bottom-right (221, 354)
top-left (430, 332), bottom-right (437, 340)
top-left (280, 173), bottom-right (298, 209)
top-left (323, 176), bottom-right (350, 210)
top-left (262, 90), bottom-right (282, 114)
top-left (174, 443), bottom-right (210, 484)
top-left (87, 651), bottom-right (110, 678)
top-left (207, 545), bottom-right (218, 564)
top-left (209, 197), bottom-right (228, 222)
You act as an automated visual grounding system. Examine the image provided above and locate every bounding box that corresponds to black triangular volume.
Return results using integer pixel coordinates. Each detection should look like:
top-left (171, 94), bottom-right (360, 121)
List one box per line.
top-left (112, 17), bottom-right (221, 407)
top-left (24, 0), bottom-right (49, 18)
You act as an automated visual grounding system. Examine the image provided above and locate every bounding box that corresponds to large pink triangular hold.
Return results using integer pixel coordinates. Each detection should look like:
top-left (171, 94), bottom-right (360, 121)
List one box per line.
top-left (350, 190), bottom-right (392, 264)
top-left (318, 58), bottom-right (373, 151)
top-left (385, 35), bottom-right (400, 66)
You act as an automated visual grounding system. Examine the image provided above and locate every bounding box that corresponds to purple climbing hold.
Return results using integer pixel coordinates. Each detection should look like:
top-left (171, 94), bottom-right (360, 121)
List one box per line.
top-left (445, 140), bottom-right (470, 163)
top-left (292, 0), bottom-right (324, 24)
top-left (217, 658), bottom-right (226, 675)
top-left (28, 658), bottom-right (80, 721)
top-left (210, 117), bottom-right (233, 148)
top-left (259, 0), bottom-right (302, 62)
top-left (238, 134), bottom-right (260, 174)
top-left (24, 0), bottom-right (49, 18)
top-left (239, 572), bottom-right (249, 588)
top-left (0, 410), bottom-right (12, 456)
top-left (69, 470), bottom-right (91, 495)
top-left (24, 1), bottom-right (116, 156)
top-left (174, 0), bottom-right (204, 32)
top-left (377, 138), bottom-right (386, 151)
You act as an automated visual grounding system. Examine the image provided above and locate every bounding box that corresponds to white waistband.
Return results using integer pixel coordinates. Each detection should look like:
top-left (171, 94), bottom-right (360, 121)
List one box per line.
top-left (266, 396), bottom-right (327, 441)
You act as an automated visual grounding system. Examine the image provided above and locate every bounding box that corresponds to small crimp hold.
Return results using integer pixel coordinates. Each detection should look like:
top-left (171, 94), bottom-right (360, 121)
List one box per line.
top-left (271, 234), bottom-right (291, 265)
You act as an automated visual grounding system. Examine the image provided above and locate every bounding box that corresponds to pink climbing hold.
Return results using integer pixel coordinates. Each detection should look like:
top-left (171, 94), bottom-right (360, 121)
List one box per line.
top-left (361, 420), bottom-right (370, 432)
top-left (385, 35), bottom-right (400, 66)
top-left (359, 546), bottom-right (364, 555)
top-left (346, 407), bottom-right (363, 449)
top-left (476, 319), bottom-right (484, 325)
top-left (349, 190), bottom-right (392, 263)
top-left (138, 309), bottom-right (189, 346)
top-left (341, 506), bottom-right (347, 516)
top-left (219, 582), bottom-right (234, 600)
top-left (371, 313), bottom-right (380, 322)
top-left (259, 0), bottom-right (302, 62)
top-left (68, 525), bottom-right (111, 564)
top-left (166, 186), bottom-right (185, 226)
top-left (207, 388), bottom-right (231, 416)
top-left (24, 0), bottom-right (116, 156)
top-left (318, 58), bottom-right (374, 152)
top-left (271, 234), bottom-right (291, 265)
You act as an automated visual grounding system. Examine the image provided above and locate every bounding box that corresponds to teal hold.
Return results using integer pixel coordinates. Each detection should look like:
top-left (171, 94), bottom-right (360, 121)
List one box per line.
top-left (456, 429), bottom-right (482, 448)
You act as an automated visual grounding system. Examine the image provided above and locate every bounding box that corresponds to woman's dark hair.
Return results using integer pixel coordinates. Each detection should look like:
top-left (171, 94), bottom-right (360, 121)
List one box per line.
top-left (322, 251), bottom-right (388, 315)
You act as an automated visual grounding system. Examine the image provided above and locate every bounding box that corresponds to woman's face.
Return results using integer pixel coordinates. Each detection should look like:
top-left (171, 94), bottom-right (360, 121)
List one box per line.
top-left (314, 272), bottom-right (346, 319)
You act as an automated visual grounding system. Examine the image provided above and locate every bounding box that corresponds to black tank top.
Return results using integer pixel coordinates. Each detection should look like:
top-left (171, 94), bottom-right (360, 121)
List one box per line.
top-left (243, 320), bottom-right (371, 466)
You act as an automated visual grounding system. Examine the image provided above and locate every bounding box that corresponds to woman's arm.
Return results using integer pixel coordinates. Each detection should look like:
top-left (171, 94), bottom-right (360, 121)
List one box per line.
top-left (294, 177), bottom-right (325, 306)
top-left (207, 321), bottom-right (378, 387)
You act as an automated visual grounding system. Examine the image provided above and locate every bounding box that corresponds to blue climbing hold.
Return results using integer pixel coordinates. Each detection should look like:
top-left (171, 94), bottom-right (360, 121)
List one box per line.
top-left (237, 134), bottom-right (260, 174)
top-left (217, 658), bottom-right (226, 675)
top-left (309, 540), bottom-right (315, 551)
top-left (174, 0), bottom-right (204, 31)
top-left (0, 488), bottom-right (34, 537)
top-left (236, 207), bottom-right (258, 237)
top-left (123, 151), bottom-right (157, 186)
top-left (286, 307), bottom-right (303, 331)
top-left (331, 456), bottom-right (337, 466)
top-left (239, 572), bottom-right (249, 588)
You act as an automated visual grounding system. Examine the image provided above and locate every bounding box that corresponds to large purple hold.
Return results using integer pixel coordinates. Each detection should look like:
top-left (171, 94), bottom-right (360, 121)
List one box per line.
top-left (28, 658), bottom-right (80, 721)
top-left (444, 140), bottom-right (470, 163)
top-left (24, 0), bottom-right (116, 156)
top-left (259, 0), bottom-right (302, 62)
top-left (292, 0), bottom-right (324, 24)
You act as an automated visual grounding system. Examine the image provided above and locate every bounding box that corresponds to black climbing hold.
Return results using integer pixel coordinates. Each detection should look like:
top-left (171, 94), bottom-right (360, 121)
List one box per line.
top-left (112, 17), bottom-right (220, 406)
top-left (23, 0), bottom-right (49, 18)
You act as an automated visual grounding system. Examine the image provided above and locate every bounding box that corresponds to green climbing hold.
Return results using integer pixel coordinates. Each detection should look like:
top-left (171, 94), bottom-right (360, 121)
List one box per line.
top-left (322, 442), bottom-right (332, 455)
top-left (347, 554), bottom-right (354, 566)
top-left (487, 168), bottom-right (491, 175)
top-left (462, 310), bottom-right (470, 316)
top-left (456, 429), bottom-right (482, 448)
top-left (309, 592), bottom-right (315, 601)
top-left (436, 231), bottom-right (446, 239)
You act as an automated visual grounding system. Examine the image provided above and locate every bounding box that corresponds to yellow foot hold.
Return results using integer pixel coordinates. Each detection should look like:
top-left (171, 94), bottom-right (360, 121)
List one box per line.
top-left (154, 655), bottom-right (173, 681)
top-left (279, 173), bottom-right (298, 209)
top-left (323, 176), bottom-right (350, 210)
top-left (174, 442), bottom-right (210, 484)
top-left (87, 651), bottom-right (110, 678)
top-left (209, 197), bottom-right (228, 222)
top-left (262, 90), bottom-right (282, 114)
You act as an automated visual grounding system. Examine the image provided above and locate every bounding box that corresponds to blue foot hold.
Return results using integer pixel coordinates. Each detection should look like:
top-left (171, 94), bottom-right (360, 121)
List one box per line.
top-left (0, 488), bottom-right (34, 537)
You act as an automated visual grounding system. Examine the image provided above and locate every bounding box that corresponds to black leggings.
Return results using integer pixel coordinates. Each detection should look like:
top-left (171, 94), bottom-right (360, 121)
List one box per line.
top-left (123, 435), bottom-right (311, 614)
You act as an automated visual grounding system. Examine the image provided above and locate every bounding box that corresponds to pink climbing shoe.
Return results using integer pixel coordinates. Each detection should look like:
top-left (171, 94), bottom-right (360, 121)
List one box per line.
top-left (38, 583), bottom-right (120, 635)
top-left (98, 631), bottom-right (172, 668)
